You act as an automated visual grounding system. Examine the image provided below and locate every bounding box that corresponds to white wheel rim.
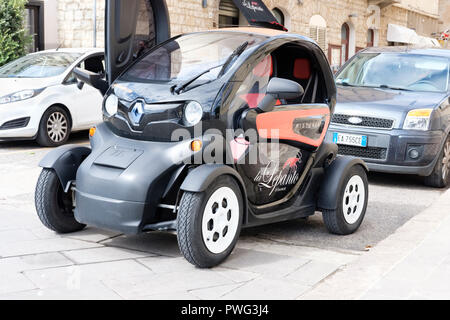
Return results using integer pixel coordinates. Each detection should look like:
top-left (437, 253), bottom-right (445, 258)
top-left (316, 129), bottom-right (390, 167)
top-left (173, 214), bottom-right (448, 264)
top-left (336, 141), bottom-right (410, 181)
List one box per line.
top-left (47, 112), bottom-right (68, 143)
top-left (342, 175), bottom-right (365, 225)
top-left (202, 187), bottom-right (240, 254)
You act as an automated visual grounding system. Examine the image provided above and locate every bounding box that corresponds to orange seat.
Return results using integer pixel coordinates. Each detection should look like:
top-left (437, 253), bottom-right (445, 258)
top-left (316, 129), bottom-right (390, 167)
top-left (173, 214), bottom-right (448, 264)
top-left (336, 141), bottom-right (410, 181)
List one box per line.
top-left (293, 58), bottom-right (311, 80)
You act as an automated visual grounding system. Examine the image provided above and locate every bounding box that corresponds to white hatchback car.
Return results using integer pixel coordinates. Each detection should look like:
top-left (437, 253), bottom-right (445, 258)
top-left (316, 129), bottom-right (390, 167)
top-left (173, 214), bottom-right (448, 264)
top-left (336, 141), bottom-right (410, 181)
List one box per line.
top-left (0, 48), bottom-right (105, 146)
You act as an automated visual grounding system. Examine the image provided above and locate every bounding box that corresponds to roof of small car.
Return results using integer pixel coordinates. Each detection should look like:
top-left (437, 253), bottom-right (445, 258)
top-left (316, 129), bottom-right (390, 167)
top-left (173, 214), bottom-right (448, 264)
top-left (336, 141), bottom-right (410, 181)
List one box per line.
top-left (361, 46), bottom-right (450, 58)
top-left (218, 27), bottom-right (288, 37)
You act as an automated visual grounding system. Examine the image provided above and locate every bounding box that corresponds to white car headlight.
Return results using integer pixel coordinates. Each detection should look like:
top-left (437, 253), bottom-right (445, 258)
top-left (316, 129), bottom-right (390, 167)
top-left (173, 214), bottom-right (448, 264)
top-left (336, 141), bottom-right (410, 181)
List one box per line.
top-left (183, 101), bottom-right (203, 126)
top-left (403, 109), bottom-right (433, 131)
top-left (0, 89), bottom-right (42, 104)
top-left (104, 94), bottom-right (119, 116)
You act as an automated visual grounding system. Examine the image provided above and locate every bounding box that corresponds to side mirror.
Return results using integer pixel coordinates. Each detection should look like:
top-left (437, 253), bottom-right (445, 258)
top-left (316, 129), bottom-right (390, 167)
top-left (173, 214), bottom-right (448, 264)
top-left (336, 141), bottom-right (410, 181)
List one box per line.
top-left (77, 81), bottom-right (85, 90)
top-left (257, 77), bottom-right (304, 112)
top-left (73, 68), bottom-right (108, 96)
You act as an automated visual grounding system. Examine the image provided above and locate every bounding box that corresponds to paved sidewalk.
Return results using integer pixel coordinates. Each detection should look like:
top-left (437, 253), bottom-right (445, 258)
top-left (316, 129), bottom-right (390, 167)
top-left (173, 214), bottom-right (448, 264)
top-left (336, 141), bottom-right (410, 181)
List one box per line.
top-left (0, 203), bottom-right (359, 300)
top-left (302, 188), bottom-right (450, 300)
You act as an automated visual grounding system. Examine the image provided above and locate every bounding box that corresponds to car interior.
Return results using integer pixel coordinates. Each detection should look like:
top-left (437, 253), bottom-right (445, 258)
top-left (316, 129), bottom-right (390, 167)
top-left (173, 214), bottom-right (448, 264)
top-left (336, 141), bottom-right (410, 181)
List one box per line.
top-left (240, 43), bottom-right (328, 110)
top-left (270, 44), bottom-right (328, 105)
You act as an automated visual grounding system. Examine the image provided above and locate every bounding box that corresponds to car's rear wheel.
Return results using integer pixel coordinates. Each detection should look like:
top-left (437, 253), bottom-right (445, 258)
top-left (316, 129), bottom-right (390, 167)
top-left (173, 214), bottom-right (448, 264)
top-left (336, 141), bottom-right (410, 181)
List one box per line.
top-left (35, 168), bottom-right (85, 233)
top-left (424, 135), bottom-right (450, 188)
top-left (177, 175), bottom-right (243, 268)
top-left (36, 106), bottom-right (71, 147)
top-left (322, 165), bottom-right (368, 235)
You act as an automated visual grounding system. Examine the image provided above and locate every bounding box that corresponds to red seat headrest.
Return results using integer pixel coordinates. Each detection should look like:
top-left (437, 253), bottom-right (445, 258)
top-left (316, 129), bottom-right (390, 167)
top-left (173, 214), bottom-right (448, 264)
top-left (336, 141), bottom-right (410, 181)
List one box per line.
top-left (294, 58), bottom-right (311, 79)
top-left (253, 55), bottom-right (273, 77)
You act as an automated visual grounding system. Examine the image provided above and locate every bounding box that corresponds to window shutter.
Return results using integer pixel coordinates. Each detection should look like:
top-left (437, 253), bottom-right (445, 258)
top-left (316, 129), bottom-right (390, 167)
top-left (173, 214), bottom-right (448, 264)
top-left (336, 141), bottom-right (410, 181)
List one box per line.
top-left (309, 26), bottom-right (327, 53)
top-left (219, 0), bottom-right (239, 17)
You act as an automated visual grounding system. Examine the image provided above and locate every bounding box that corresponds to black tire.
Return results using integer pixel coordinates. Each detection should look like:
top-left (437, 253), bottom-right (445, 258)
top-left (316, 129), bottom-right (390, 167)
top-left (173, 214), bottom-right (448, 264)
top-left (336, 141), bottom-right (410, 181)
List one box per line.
top-left (322, 165), bottom-right (368, 235)
top-left (35, 168), bottom-right (85, 233)
top-left (36, 106), bottom-right (71, 147)
top-left (424, 135), bottom-right (450, 188)
top-left (177, 175), bottom-right (243, 268)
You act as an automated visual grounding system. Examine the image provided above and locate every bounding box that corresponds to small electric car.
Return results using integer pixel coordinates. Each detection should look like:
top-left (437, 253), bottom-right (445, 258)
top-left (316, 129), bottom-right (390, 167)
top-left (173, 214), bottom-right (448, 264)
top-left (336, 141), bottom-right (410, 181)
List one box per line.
top-left (34, 5), bottom-right (368, 268)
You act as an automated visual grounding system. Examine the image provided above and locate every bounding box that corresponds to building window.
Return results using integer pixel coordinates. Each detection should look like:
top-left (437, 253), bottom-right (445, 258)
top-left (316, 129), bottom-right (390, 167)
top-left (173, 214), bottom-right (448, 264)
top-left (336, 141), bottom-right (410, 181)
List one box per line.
top-left (219, 0), bottom-right (239, 28)
top-left (341, 23), bottom-right (350, 63)
top-left (309, 15), bottom-right (327, 52)
top-left (367, 29), bottom-right (374, 47)
top-left (272, 8), bottom-right (284, 26)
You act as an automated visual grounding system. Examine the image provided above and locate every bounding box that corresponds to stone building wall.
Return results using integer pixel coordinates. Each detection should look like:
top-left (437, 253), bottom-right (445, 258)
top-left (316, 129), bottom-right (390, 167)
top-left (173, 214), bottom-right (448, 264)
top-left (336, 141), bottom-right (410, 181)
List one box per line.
top-left (55, 0), bottom-right (441, 59)
top-left (440, 0), bottom-right (450, 31)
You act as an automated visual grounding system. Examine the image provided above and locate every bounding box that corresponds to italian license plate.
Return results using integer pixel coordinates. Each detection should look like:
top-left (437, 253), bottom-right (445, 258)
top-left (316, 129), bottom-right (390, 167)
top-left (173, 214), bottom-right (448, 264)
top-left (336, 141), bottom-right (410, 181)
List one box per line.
top-left (333, 132), bottom-right (367, 147)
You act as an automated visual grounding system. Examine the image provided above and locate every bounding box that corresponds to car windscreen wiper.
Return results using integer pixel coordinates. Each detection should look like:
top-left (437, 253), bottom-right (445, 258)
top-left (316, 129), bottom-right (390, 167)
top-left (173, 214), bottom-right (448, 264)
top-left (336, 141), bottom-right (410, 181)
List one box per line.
top-left (337, 80), bottom-right (356, 87)
top-left (378, 84), bottom-right (412, 91)
top-left (172, 64), bottom-right (223, 94)
top-left (218, 41), bottom-right (249, 78)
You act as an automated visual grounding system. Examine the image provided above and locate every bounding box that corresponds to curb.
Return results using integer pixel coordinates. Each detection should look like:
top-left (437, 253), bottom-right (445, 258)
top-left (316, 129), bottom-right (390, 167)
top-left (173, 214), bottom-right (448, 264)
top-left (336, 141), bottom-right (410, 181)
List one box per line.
top-left (300, 188), bottom-right (450, 300)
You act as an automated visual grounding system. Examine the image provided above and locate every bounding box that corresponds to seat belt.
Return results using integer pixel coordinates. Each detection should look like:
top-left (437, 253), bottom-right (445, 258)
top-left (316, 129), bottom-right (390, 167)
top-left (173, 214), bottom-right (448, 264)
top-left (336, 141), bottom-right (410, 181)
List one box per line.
top-left (300, 73), bottom-right (314, 103)
top-left (311, 71), bottom-right (319, 103)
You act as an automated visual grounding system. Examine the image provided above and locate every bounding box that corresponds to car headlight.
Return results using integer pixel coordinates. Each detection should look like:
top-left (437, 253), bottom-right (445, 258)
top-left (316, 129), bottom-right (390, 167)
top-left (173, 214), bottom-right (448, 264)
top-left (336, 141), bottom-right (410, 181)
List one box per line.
top-left (403, 109), bottom-right (433, 131)
top-left (0, 89), bottom-right (43, 104)
top-left (104, 94), bottom-right (119, 116)
top-left (183, 101), bottom-right (203, 126)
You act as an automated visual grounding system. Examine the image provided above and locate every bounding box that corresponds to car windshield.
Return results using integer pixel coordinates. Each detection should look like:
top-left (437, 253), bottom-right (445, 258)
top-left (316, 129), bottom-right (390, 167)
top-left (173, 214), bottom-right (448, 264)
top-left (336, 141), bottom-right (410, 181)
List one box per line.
top-left (121, 32), bottom-right (267, 83)
top-left (336, 53), bottom-right (450, 93)
top-left (0, 52), bottom-right (81, 78)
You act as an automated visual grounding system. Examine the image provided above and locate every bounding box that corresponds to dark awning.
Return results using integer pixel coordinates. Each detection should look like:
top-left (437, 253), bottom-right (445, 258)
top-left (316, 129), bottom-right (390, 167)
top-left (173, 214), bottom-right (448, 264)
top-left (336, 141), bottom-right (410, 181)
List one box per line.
top-left (231, 0), bottom-right (287, 31)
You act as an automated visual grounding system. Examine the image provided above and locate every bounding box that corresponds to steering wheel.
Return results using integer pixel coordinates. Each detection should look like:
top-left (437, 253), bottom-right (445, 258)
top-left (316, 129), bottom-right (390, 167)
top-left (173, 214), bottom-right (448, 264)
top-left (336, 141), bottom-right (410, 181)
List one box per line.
top-left (408, 79), bottom-right (439, 91)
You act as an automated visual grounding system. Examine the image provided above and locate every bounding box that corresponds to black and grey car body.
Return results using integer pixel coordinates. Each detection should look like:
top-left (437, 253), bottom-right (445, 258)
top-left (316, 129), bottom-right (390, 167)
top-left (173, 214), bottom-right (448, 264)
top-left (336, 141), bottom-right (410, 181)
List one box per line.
top-left (34, 0), bottom-right (370, 268)
top-left (326, 47), bottom-right (450, 187)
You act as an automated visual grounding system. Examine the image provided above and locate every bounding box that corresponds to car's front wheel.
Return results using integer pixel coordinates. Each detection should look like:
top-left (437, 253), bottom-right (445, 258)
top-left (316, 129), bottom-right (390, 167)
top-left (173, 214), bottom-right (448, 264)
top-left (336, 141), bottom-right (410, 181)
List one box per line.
top-left (36, 106), bottom-right (71, 147)
top-left (35, 168), bottom-right (85, 233)
top-left (177, 175), bottom-right (243, 268)
top-left (424, 135), bottom-right (450, 188)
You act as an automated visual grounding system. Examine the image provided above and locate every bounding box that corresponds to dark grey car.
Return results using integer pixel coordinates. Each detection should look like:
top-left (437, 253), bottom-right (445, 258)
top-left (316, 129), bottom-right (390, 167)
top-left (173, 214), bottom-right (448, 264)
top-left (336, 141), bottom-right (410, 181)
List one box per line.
top-left (325, 47), bottom-right (450, 188)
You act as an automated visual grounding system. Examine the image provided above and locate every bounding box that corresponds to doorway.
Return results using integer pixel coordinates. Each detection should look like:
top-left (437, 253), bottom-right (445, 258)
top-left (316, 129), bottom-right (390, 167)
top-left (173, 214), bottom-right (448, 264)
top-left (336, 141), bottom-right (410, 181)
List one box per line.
top-left (341, 23), bottom-right (350, 64)
top-left (25, 1), bottom-right (44, 52)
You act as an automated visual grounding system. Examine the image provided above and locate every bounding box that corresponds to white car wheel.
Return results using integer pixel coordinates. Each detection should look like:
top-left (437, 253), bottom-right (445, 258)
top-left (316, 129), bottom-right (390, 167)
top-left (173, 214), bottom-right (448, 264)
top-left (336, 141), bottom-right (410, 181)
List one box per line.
top-left (177, 175), bottom-right (243, 268)
top-left (342, 175), bottom-right (366, 225)
top-left (201, 187), bottom-right (240, 254)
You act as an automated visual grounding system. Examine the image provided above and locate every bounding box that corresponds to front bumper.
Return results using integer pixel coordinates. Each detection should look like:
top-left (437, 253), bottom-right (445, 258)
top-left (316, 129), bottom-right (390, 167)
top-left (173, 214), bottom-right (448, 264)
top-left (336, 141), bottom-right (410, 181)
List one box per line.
top-left (325, 125), bottom-right (444, 176)
top-left (74, 123), bottom-right (197, 234)
top-left (0, 99), bottom-right (41, 139)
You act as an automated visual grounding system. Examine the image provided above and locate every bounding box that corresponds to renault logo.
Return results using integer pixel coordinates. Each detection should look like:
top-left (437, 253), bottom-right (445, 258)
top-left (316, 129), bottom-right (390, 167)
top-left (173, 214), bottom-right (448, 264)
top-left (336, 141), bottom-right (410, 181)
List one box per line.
top-left (129, 101), bottom-right (145, 125)
top-left (348, 116), bottom-right (363, 125)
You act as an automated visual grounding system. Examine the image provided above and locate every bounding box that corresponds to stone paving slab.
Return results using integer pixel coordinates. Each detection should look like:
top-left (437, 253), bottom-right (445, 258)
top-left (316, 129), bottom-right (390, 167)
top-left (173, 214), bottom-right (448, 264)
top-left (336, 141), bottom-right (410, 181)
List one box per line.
top-left (0, 237), bottom-right (102, 258)
top-left (0, 283), bottom-right (122, 300)
top-left (23, 260), bottom-right (153, 290)
top-left (62, 247), bottom-right (155, 264)
top-left (100, 232), bottom-right (182, 257)
top-left (0, 252), bottom-right (73, 273)
top-left (0, 272), bottom-right (36, 295)
top-left (220, 277), bottom-right (311, 300)
top-left (221, 248), bottom-right (311, 278)
top-left (101, 269), bottom-right (235, 299)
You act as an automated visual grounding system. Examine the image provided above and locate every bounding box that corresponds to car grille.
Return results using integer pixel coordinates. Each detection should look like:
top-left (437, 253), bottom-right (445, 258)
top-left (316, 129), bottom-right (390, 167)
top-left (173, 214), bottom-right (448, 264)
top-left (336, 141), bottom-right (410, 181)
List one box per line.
top-left (0, 117), bottom-right (30, 130)
top-left (338, 145), bottom-right (387, 160)
top-left (332, 114), bottom-right (394, 129)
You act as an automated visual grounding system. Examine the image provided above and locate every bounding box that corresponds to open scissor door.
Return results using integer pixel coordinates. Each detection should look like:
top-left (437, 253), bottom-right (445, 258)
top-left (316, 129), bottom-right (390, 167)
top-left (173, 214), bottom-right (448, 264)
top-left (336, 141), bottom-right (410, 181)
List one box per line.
top-left (105, 0), bottom-right (170, 84)
top-left (231, 0), bottom-right (287, 31)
